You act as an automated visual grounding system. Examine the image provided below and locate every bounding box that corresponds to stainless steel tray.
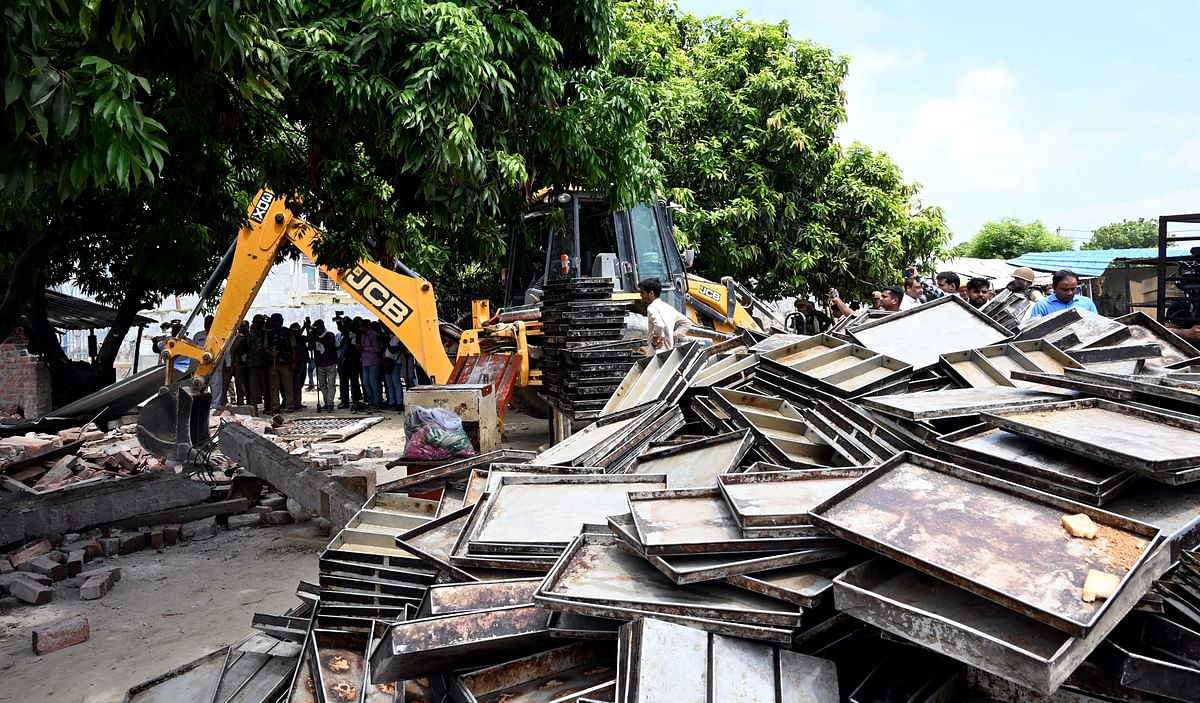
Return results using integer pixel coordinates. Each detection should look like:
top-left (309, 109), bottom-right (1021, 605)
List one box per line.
top-left (631, 429), bottom-right (754, 488)
top-left (833, 556), bottom-right (1165, 694)
top-left (393, 505), bottom-right (478, 581)
top-left (447, 641), bottom-right (615, 703)
top-left (724, 562), bottom-right (849, 608)
top-left (759, 334), bottom-right (847, 367)
top-left (717, 470), bottom-right (870, 528)
top-left (377, 449), bottom-right (536, 493)
top-left (935, 423), bottom-right (1137, 498)
top-left (810, 452), bottom-right (1168, 637)
top-left (982, 398), bottom-right (1200, 473)
top-left (1066, 367), bottom-right (1200, 410)
top-left (625, 487), bottom-right (842, 556)
top-left (617, 617), bottom-right (839, 703)
top-left (938, 350), bottom-right (1016, 389)
top-left (461, 464), bottom-right (602, 507)
top-left (849, 295), bottom-right (1011, 369)
top-left (861, 387), bottom-right (1074, 421)
top-left (535, 533), bottom-right (803, 628)
top-left (1104, 480), bottom-right (1200, 561)
top-left (461, 474), bottom-right (667, 556)
top-left (1010, 339), bottom-right (1085, 375)
top-left (711, 388), bottom-right (858, 468)
top-left (1116, 311), bottom-right (1200, 368)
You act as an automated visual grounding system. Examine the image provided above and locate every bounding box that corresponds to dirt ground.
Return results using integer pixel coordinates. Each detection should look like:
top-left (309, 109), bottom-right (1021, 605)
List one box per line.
top-left (0, 389), bottom-right (552, 703)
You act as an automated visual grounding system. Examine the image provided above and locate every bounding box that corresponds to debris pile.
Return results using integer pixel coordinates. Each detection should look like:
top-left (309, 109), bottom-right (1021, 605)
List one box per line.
top-left (132, 301), bottom-right (1200, 701)
top-left (0, 423), bottom-right (165, 493)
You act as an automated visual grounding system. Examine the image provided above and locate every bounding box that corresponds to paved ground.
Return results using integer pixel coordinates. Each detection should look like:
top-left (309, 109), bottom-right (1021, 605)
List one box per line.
top-left (0, 391), bottom-right (551, 702)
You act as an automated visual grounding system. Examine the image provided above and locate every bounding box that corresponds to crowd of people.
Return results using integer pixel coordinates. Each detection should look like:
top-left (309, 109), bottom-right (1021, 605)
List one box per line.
top-left (791, 267), bottom-right (1098, 335)
top-left (155, 313), bottom-right (423, 414)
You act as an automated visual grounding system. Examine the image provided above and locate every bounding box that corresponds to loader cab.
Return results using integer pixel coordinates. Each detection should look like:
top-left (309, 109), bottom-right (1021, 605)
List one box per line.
top-left (506, 194), bottom-right (688, 312)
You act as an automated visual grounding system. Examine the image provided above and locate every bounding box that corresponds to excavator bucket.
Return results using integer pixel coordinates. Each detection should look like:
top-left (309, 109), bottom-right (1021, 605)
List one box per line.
top-left (136, 381), bottom-right (212, 463)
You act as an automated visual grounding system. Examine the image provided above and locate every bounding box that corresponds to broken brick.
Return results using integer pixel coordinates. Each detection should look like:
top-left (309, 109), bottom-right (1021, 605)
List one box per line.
top-left (8, 539), bottom-right (52, 569)
top-left (181, 518), bottom-right (217, 541)
top-left (148, 529), bottom-right (164, 550)
top-left (43, 551), bottom-right (65, 563)
top-left (265, 511), bottom-right (294, 525)
top-left (117, 533), bottom-right (146, 555)
top-left (78, 566), bottom-right (121, 583)
top-left (0, 558), bottom-right (12, 575)
top-left (66, 551), bottom-right (84, 578)
top-left (8, 576), bottom-right (53, 605)
top-left (26, 556), bottom-right (65, 581)
top-left (163, 526), bottom-right (179, 546)
top-left (100, 538), bottom-right (121, 557)
top-left (79, 574), bottom-right (111, 600)
top-left (226, 513), bottom-right (260, 530)
top-left (32, 616), bottom-right (89, 654)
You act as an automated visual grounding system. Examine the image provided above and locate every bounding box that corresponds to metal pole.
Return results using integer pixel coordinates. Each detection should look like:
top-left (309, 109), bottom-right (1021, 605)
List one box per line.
top-left (132, 325), bottom-right (144, 374)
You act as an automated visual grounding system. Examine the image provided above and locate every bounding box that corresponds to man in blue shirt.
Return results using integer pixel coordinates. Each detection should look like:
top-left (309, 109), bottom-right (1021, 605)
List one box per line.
top-left (1030, 269), bottom-right (1098, 318)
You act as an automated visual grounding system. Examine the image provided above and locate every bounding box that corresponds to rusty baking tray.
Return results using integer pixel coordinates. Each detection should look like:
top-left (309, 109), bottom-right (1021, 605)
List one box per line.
top-left (765, 344), bottom-right (912, 398)
top-left (692, 352), bottom-right (759, 389)
top-left (861, 386), bottom-right (1075, 421)
top-left (1105, 481), bottom-right (1200, 561)
top-left (422, 578), bottom-right (541, 616)
top-left (805, 389), bottom-right (914, 454)
top-left (1006, 370), bottom-right (1137, 401)
top-left (711, 388), bottom-right (859, 467)
top-left (982, 398), bottom-right (1200, 474)
top-left (938, 350), bottom-right (1016, 389)
top-left (535, 533), bottom-right (803, 628)
top-left (319, 574), bottom-right (428, 601)
top-left (935, 424), bottom-right (1138, 504)
top-left (1117, 311), bottom-right (1200, 367)
top-left (308, 629), bottom-right (369, 703)
top-left (446, 641), bottom-right (616, 703)
top-left (362, 622), bottom-right (401, 703)
top-left (546, 611), bottom-right (622, 640)
top-left (532, 403), bottom-right (663, 467)
top-left (811, 452), bottom-right (1169, 637)
top-left (460, 474), bottom-right (668, 557)
top-left (717, 470), bottom-right (871, 528)
top-left (369, 605), bottom-right (554, 683)
top-left (211, 634), bottom-right (301, 703)
top-left (436, 485), bottom-right (466, 517)
top-left (625, 487), bottom-right (844, 556)
top-left (602, 343), bottom-right (705, 416)
top-left (759, 334), bottom-right (848, 368)
top-left (346, 493), bottom-right (438, 536)
top-left (1088, 639), bottom-right (1200, 701)
top-left (378, 450), bottom-right (537, 492)
top-left (608, 511), bottom-right (843, 585)
top-left (461, 464), bottom-right (602, 507)
top-left (849, 294), bottom-right (1012, 369)
top-left (1008, 339), bottom-right (1085, 375)
top-left (799, 405), bottom-right (888, 465)
top-left (723, 562), bottom-right (850, 608)
top-left (1065, 367), bottom-right (1200, 410)
top-left (617, 617), bottom-right (839, 703)
top-left (833, 556), bottom-right (1165, 695)
top-left (630, 429), bottom-right (754, 488)
top-left (393, 505), bottom-right (478, 581)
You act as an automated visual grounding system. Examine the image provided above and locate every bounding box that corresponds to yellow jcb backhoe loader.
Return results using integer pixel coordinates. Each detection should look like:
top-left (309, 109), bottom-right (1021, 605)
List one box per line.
top-left (136, 188), bottom-right (502, 463)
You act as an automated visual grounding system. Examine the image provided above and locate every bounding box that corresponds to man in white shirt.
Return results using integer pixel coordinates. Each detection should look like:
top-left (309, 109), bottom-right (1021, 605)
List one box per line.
top-left (637, 278), bottom-right (692, 355)
top-left (900, 277), bottom-right (923, 310)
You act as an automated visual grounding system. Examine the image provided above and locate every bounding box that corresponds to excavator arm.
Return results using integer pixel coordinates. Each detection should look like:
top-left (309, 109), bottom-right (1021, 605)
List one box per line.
top-left (139, 188), bottom-right (454, 462)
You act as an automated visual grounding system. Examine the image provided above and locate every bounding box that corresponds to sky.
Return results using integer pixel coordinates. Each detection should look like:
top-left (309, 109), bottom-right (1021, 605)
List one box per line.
top-left (679, 0), bottom-right (1200, 245)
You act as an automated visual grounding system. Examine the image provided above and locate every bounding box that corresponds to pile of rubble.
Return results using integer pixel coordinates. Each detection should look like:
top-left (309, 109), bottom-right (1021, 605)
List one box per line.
top-left (133, 301), bottom-right (1200, 701)
top-left (0, 423), bottom-right (168, 493)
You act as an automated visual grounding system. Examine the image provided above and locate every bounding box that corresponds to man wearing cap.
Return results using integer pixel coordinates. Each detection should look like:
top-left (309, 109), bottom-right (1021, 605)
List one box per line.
top-left (1030, 269), bottom-right (1098, 318)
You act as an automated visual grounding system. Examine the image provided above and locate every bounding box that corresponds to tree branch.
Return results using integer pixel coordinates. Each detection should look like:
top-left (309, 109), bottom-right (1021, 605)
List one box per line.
top-left (0, 234), bottom-right (63, 345)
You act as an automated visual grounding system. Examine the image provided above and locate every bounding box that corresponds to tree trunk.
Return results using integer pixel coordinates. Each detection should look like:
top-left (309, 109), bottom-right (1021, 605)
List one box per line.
top-left (0, 234), bottom-right (62, 345)
top-left (95, 277), bottom-right (148, 374)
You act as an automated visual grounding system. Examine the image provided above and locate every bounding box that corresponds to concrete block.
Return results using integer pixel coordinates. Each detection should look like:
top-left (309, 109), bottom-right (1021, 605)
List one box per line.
top-left (8, 539), bottom-right (52, 569)
top-left (32, 616), bottom-right (88, 654)
top-left (261, 495), bottom-right (288, 511)
top-left (163, 525), bottom-right (179, 546)
top-left (15, 572), bottom-right (53, 587)
top-left (0, 558), bottom-right (11, 575)
top-left (79, 574), bottom-right (111, 600)
top-left (118, 533), bottom-right (146, 555)
top-left (100, 538), bottom-right (121, 557)
top-left (329, 468), bottom-right (376, 501)
top-left (8, 576), bottom-right (53, 605)
top-left (181, 518), bottom-right (216, 541)
top-left (148, 529), bottom-right (164, 550)
top-left (26, 556), bottom-right (65, 581)
top-left (226, 513), bottom-right (260, 530)
top-left (313, 517), bottom-right (332, 537)
top-left (265, 511), bottom-right (294, 525)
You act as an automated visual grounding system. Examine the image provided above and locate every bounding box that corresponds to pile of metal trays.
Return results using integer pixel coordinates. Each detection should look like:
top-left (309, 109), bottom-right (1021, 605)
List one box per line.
top-left (940, 341), bottom-right (1081, 390)
top-left (813, 452), bottom-right (1170, 693)
top-left (982, 398), bottom-right (1200, 484)
top-left (848, 295), bottom-right (1012, 370)
top-left (630, 429), bottom-right (755, 488)
top-left (616, 617), bottom-right (839, 702)
top-left (760, 335), bottom-right (913, 398)
top-left (531, 402), bottom-right (685, 472)
top-left (711, 388), bottom-right (866, 468)
top-left (602, 343), bottom-right (706, 415)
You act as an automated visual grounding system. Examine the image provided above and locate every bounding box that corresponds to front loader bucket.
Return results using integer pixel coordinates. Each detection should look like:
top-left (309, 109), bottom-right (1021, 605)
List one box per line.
top-left (136, 382), bottom-right (212, 463)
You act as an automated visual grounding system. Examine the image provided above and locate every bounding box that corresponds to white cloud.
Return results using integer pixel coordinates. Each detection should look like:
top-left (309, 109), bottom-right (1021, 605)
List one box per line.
top-left (1042, 188), bottom-right (1200, 234)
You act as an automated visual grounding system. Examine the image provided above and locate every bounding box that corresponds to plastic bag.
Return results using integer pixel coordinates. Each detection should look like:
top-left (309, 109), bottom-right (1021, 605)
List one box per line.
top-left (402, 406), bottom-right (476, 460)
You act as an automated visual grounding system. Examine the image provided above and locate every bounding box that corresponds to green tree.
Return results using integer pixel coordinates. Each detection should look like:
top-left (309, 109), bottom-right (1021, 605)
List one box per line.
top-left (955, 217), bottom-right (1073, 259)
top-left (1081, 218), bottom-right (1158, 250)
top-left (607, 0), bottom-right (949, 299)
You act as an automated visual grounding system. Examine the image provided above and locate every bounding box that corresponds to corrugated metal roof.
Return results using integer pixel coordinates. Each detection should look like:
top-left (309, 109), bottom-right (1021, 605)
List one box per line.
top-left (21, 291), bottom-right (156, 330)
top-left (1006, 248), bottom-right (1192, 278)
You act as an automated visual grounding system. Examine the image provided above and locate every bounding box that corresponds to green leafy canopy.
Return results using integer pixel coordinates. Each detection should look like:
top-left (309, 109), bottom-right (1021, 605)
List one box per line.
top-left (953, 217), bottom-right (1074, 260)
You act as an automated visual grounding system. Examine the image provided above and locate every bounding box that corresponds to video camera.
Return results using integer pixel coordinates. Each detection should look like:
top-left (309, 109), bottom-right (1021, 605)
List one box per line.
top-left (1167, 248), bottom-right (1200, 327)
